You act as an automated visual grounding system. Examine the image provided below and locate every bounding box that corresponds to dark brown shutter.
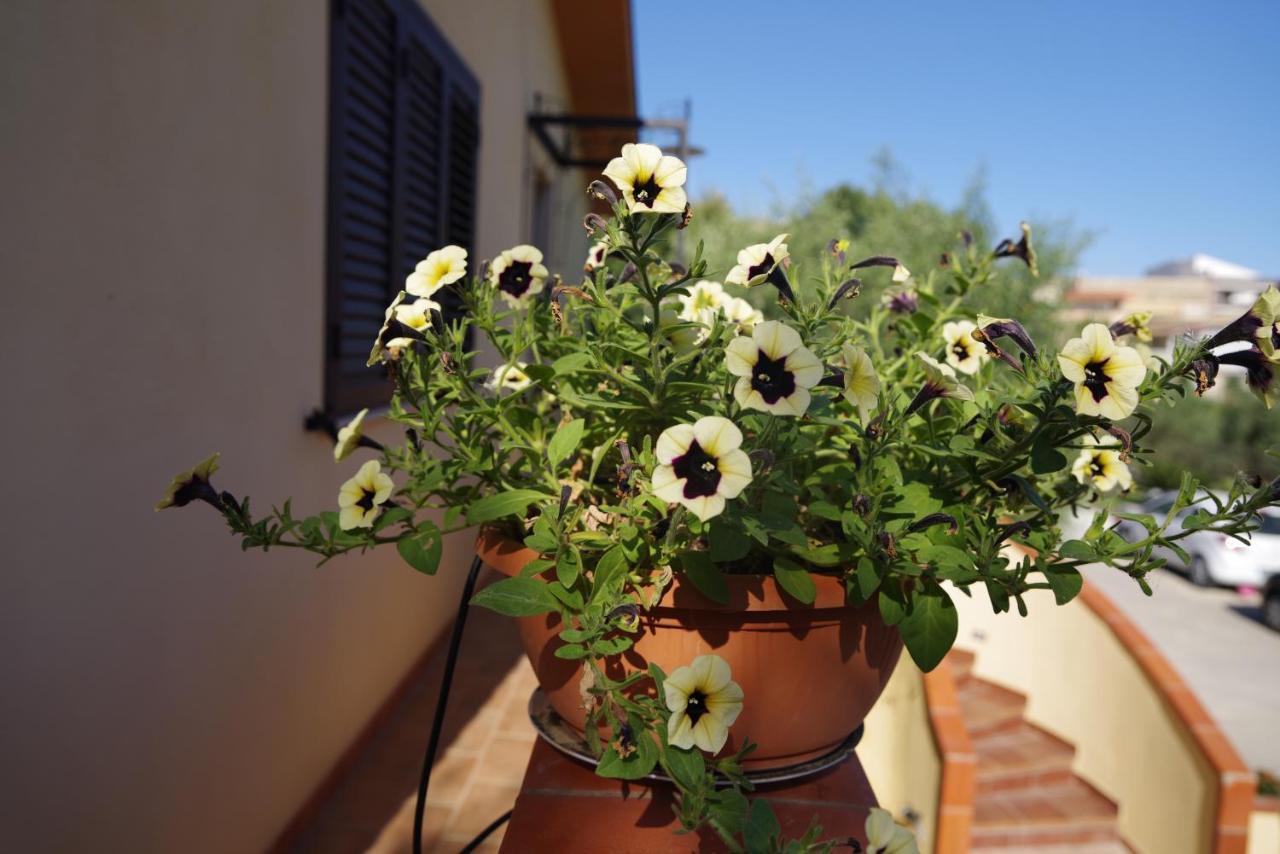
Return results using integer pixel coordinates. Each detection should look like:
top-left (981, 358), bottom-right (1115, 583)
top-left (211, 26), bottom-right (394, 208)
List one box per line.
top-left (325, 0), bottom-right (480, 414)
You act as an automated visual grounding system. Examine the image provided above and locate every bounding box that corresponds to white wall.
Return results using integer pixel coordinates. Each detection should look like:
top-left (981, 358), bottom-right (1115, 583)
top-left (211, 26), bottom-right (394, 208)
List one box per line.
top-left (0, 1), bottom-right (580, 851)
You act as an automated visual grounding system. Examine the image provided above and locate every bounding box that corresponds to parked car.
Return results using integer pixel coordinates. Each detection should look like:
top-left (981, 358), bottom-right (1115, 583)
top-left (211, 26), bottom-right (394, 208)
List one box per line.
top-left (1263, 574), bottom-right (1280, 632)
top-left (1114, 493), bottom-right (1280, 588)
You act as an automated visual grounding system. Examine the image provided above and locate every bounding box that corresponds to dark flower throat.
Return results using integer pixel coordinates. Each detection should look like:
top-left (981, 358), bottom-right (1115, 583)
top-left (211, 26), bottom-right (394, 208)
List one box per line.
top-left (498, 261), bottom-right (534, 298)
top-left (356, 488), bottom-right (376, 512)
top-left (633, 175), bottom-right (662, 208)
top-left (1083, 360), bottom-right (1111, 402)
top-left (751, 350), bottom-right (797, 404)
top-left (685, 690), bottom-right (708, 724)
top-left (672, 440), bottom-right (721, 499)
top-left (746, 253), bottom-right (775, 281)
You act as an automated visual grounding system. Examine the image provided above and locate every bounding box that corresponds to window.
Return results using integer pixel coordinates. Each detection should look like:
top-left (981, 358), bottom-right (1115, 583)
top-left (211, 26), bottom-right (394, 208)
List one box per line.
top-left (325, 0), bottom-right (480, 414)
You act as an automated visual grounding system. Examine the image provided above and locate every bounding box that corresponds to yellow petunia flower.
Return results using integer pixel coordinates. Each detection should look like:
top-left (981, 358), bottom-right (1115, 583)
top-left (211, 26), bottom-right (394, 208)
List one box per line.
top-left (724, 321), bottom-right (824, 417)
top-left (942, 320), bottom-right (988, 375)
top-left (406, 245), bottom-right (467, 299)
top-left (865, 807), bottom-right (919, 854)
top-left (602, 143), bottom-right (688, 214)
top-left (490, 245), bottom-right (550, 306)
top-left (337, 460), bottom-right (394, 531)
top-left (663, 654), bottom-right (744, 754)
top-left (1071, 436), bottom-right (1133, 492)
top-left (156, 453), bottom-right (221, 511)
top-left (485, 361), bottom-right (532, 394)
top-left (725, 234), bottom-right (790, 287)
top-left (1058, 323), bottom-right (1146, 420)
top-left (652, 416), bottom-right (753, 521)
top-left (584, 240), bottom-right (610, 273)
top-left (841, 344), bottom-right (880, 425)
top-left (393, 297), bottom-right (442, 333)
top-left (333, 408), bottom-right (369, 462)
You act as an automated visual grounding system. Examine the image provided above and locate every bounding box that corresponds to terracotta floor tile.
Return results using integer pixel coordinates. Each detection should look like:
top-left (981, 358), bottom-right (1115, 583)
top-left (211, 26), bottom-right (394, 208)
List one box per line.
top-left (444, 781), bottom-right (522, 840)
top-left (423, 749), bottom-right (480, 807)
top-left (474, 735), bottom-right (537, 786)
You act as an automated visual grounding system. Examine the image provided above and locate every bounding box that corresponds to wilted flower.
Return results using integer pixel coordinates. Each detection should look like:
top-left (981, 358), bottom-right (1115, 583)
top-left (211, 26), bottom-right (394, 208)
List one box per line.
top-left (725, 234), bottom-right (792, 301)
top-left (1217, 346), bottom-right (1279, 409)
top-left (993, 221), bottom-right (1038, 277)
top-left (156, 453), bottom-right (221, 511)
top-left (334, 408), bottom-right (368, 461)
top-left (393, 297), bottom-right (442, 333)
top-left (975, 314), bottom-right (1038, 359)
top-left (602, 142), bottom-right (688, 215)
top-left (1109, 311), bottom-right (1153, 343)
top-left (490, 245), bottom-right (549, 306)
top-left (1205, 285), bottom-right (1280, 357)
top-left (942, 320), bottom-right (987, 375)
top-left (1058, 323), bottom-right (1146, 420)
top-left (865, 807), bottom-right (918, 854)
top-left (485, 361), bottom-right (532, 394)
top-left (840, 344), bottom-right (880, 425)
top-left (883, 288), bottom-right (919, 314)
top-left (1071, 436), bottom-right (1133, 492)
top-left (406, 245), bottom-right (467, 299)
top-left (384, 337), bottom-right (417, 361)
top-left (368, 291), bottom-right (409, 367)
top-left (827, 238), bottom-right (850, 263)
top-left (337, 459), bottom-right (394, 530)
top-left (663, 654), bottom-right (744, 754)
top-left (584, 240), bottom-right (610, 273)
top-left (652, 416), bottom-right (753, 521)
top-left (906, 353), bottom-right (975, 416)
top-left (725, 321), bottom-right (824, 416)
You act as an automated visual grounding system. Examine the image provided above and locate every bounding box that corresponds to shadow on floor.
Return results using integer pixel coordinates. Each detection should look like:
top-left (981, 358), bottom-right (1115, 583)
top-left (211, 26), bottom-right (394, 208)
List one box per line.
top-left (291, 572), bottom-right (538, 853)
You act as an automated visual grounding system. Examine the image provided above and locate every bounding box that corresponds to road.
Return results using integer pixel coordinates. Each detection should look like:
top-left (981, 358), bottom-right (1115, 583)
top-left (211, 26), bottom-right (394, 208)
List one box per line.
top-left (1085, 564), bottom-right (1280, 777)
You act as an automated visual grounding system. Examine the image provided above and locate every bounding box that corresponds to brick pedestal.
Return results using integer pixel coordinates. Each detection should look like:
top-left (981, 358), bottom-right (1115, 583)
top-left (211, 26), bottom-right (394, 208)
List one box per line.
top-left (501, 739), bottom-right (878, 852)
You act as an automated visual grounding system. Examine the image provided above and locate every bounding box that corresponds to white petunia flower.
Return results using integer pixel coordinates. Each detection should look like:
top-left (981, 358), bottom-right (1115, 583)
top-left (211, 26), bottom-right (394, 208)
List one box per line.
top-left (663, 654), bottom-right (744, 754)
top-left (721, 296), bottom-right (763, 332)
top-left (485, 361), bottom-right (531, 394)
top-left (393, 297), bottom-right (442, 333)
top-left (840, 344), bottom-right (880, 425)
top-left (584, 240), bottom-right (610, 273)
top-left (602, 143), bottom-right (688, 215)
top-left (337, 460), bottom-right (394, 531)
top-left (942, 320), bottom-right (988, 375)
top-left (406, 245), bottom-right (467, 299)
top-left (490, 245), bottom-right (549, 306)
top-left (1058, 323), bottom-right (1146, 420)
top-left (677, 280), bottom-right (726, 323)
top-left (725, 234), bottom-right (790, 287)
top-left (1071, 436), bottom-right (1133, 492)
top-left (651, 416), bottom-right (753, 521)
top-left (865, 807), bottom-right (919, 854)
top-left (724, 320), bottom-right (824, 416)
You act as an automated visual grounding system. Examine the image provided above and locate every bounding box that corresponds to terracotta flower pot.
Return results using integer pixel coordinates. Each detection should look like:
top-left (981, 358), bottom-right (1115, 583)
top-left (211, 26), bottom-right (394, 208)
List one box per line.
top-left (476, 530), bottom-right (903, 770)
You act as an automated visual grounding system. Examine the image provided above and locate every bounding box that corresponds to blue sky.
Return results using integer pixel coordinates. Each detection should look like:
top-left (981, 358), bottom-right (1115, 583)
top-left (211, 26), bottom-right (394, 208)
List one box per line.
top-left (633, 0), bottom-right (1280, 276)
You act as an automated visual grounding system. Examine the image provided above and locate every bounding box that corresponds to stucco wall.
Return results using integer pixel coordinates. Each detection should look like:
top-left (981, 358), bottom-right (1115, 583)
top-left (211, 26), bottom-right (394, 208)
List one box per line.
top-left (952, 585), bottom-right (1215, 854)
top-left (0, 1), bottom-right (582, 851)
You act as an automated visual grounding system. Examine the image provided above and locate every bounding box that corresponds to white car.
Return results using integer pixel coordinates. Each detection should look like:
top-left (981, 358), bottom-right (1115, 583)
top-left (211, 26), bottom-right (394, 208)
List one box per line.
top-left (1116, 494), bottom-right (1280, 588)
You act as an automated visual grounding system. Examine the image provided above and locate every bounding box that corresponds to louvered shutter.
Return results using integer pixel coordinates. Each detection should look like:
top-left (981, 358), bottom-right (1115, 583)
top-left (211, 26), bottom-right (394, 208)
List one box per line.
top-left (325, 0), bottom-right (480, 414)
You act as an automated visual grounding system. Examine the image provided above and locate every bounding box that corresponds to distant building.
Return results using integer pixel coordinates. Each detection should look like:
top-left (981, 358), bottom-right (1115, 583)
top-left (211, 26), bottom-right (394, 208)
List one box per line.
top-left (1065, 253), bottom-right (1275, 349)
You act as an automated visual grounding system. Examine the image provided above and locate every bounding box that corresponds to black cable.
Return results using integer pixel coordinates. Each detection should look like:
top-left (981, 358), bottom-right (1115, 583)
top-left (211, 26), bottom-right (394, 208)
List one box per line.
top-left (412, 554), bottom-right (485, 854)
top-left (459, 808), bottom-right (514, 853)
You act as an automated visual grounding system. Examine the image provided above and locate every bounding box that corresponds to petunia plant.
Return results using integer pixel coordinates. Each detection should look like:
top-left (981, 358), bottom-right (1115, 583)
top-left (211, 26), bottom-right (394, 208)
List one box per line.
top-left (161, 141), bottom-right (1280, 852)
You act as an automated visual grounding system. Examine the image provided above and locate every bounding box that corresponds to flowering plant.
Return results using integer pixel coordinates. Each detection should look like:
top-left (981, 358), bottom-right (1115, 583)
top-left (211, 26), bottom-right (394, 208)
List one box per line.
top-left (161, 142), bottom-right (1280, 852)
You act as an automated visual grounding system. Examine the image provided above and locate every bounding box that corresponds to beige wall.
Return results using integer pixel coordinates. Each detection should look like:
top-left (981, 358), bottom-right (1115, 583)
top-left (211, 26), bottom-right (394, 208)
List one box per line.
top-left (0, 1), bottom-right (582, 851)
top-left (952, 587), bottom-right (1215, 854)
top-left (858, 663), bottom-right (942, 850)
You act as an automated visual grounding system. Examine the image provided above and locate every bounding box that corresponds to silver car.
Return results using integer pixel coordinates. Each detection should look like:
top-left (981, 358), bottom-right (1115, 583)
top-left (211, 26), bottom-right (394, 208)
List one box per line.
top-left (1115, 493), bottom-right (1280, 588)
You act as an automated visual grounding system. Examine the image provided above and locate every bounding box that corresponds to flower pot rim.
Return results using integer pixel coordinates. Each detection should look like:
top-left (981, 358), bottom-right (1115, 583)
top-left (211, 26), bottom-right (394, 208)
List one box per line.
top-left (475, 527), bottom-right (854, 613)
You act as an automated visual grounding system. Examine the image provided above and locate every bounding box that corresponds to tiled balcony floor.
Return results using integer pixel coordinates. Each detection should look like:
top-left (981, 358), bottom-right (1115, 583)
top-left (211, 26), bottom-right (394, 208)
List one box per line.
top-left (293, 574), bottom-right (538, 854)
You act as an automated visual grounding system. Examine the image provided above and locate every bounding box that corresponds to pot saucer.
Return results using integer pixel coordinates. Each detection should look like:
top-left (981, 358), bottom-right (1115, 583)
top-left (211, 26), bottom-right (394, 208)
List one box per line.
top-left (528, 688), bottom-right (863, 786)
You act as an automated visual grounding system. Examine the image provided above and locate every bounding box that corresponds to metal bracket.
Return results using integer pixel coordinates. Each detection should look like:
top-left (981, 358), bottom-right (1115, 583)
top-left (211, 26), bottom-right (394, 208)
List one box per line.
top-left (526, 113), bottom-right (645, 169)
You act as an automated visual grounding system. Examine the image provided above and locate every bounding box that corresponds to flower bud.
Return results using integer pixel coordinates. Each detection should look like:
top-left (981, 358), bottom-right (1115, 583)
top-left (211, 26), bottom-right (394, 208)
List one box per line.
top-left (993, 222), bottom-right (1038, 277)
top-left (582, 212), bottom-right (608, 235)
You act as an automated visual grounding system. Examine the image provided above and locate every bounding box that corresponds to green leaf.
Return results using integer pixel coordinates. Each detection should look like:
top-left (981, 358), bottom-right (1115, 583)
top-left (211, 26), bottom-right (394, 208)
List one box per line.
top-left (470, 576), bottom-right (559, 617)
top-left (663, 745), bottom-right (705, 791)
top-left (556, 546), bottom-right (583, 588)
top-left (709, 788), bottom-right (750, 839)
top-left (591, 636), bottom-right (633, 656)
top-left (773, 557), bottom-right (816, 604)
top-left (744, 799), bottom-right (781, 854)
top-left (465, 489), bottom-right (549, 524)
top-left (1042, 565), bottom-right (1083, 605)
top-left (709, 517), bottom-right (752, 562)
top-left (373, 506), bottom-right (412, 532)
top-left (554, 643), bottom-right (591, 660)
top-left (680, 551), bottom-right (729, 604)
top-left (891, 482), bottom-right (942, 516)
top-left (878, 583), bottom-right (908, 626)
top-left (1008, 474), bottom-right (1051, 514)
top-left (1030, 435), bottom-right (1068, 474)
top-left (759, 492), bottom-right (798, 530)
top-left (523, 514), bottom-right (558, 553)
top-left (899, 582), bottom-right (958, 672)
top-left (396, 522), bottom-right (442, 574)
top-left (551, 352), bottom-right (593, 375)
top-left (596, 725), bottom-right (659, 780)
top-left (807, 501), bottom-right (842, 522)
top-left (854, 557), bottom-right (881, 602)
top-left (590, 546), bottom-right (628, 602)
top-left (1058, 539), bottom-right (1096, 561)
top-left (547, 418), bottom-right (586, 468)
